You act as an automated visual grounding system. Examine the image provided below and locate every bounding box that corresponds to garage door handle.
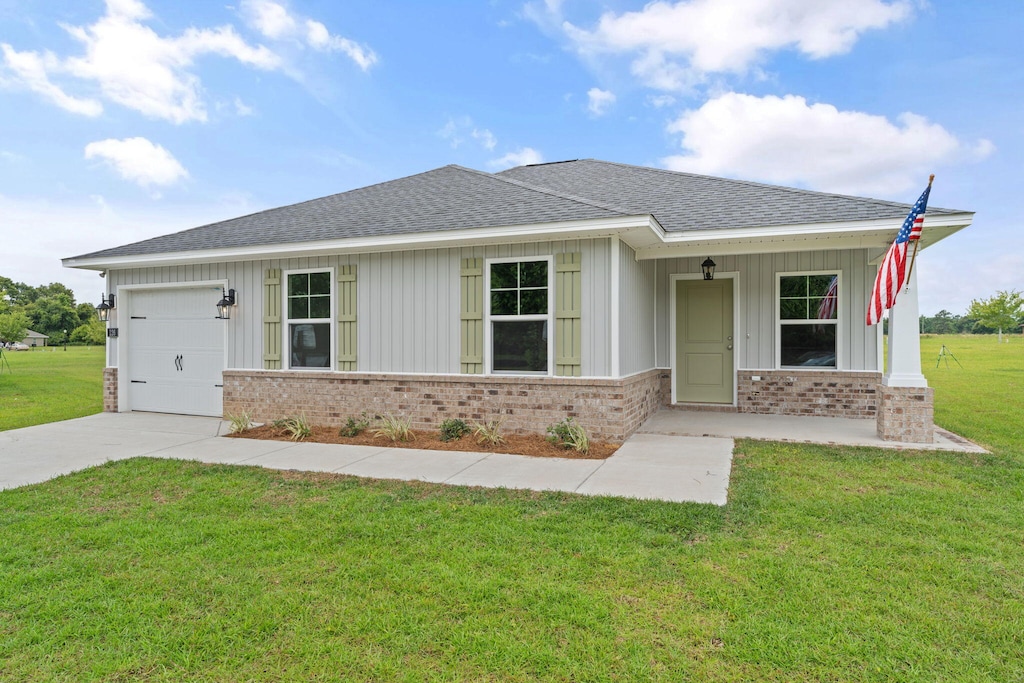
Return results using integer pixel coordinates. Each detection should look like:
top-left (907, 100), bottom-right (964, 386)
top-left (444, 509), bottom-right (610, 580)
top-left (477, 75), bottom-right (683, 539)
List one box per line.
top-left (131, 380), bottom-right (147, 384)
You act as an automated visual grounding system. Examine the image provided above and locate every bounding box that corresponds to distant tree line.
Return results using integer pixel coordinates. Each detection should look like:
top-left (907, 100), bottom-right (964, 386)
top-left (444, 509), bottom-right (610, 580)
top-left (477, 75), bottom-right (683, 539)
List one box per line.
top-left (0, 276), bottom-right (105, 346)
top-left (920, 290), bottom-right (1024, 337)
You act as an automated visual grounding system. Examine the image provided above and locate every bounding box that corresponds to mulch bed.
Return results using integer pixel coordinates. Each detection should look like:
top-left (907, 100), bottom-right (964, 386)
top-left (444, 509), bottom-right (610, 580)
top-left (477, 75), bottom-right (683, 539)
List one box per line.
top-left (228, 424), bottom-right (619, 459)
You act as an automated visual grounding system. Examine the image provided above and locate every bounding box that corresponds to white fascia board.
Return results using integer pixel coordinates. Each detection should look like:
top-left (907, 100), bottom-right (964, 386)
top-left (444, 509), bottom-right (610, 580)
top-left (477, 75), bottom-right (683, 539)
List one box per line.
top-left (62, 215), bottom-right (660, 271)
top-left (634, 212), bottom-right (974, 261)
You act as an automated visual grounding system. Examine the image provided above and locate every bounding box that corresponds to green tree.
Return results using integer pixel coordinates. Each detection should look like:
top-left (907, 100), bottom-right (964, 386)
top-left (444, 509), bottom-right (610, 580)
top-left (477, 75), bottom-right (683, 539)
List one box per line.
top-left (76, 302), bottom-right (98, 326)
top-left (966, 290), bottom-right (1024, 342)
top-left (70, 317), bottom-right (106, 345)
top-left (26, 293), bottom-right (80, 339)
top-left (0, 311), bottom-right (31, 344)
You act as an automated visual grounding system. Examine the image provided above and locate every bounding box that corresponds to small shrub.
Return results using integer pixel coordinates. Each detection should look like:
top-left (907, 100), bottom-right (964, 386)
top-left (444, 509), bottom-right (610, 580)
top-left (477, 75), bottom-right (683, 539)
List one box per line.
top-left (339, 412), bottom-right (371, 437)
top-left (547, 417), bottom-right (590, 454)
top-left (439, 418), bottom-right (470, 442)
top-left (375, 413), bottom-right (413, 442)
top-left (472, 418), bottom-right (505, 446)
top-left (279, 415), bottom-right (312, 442)
top-left (225, 411), bottom-right (253, 434)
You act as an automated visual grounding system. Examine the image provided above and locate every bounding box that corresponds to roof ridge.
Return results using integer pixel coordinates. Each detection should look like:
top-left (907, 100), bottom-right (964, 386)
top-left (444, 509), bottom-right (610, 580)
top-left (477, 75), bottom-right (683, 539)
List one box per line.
top-left (564, 159), bottom-right (958, 213)
top-left (469, 163), bottom-right (638, 216)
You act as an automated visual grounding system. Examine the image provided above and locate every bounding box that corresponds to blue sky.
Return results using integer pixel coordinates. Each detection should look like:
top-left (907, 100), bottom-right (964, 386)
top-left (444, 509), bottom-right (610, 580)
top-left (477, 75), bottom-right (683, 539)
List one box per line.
top-left (1, 0), bottom-right (1020, 315)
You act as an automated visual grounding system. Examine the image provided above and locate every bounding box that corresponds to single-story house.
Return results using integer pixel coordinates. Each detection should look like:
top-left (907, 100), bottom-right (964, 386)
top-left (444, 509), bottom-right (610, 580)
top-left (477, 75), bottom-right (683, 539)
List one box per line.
top-left (23, 330), bottom-right (48, 347)
top-left (63, 159), bottom-right (973, 442)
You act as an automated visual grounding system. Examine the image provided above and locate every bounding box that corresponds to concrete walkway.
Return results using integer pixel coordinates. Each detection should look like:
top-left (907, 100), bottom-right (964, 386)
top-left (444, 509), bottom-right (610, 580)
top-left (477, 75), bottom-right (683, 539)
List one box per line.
top-left (0, 412), bottom-right (734, 505)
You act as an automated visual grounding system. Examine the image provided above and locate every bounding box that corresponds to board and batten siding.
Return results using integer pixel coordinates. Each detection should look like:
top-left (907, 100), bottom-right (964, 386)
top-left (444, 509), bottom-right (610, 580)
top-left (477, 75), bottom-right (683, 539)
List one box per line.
top-left (106, 238), bottom-right (614, 376)
top-left (618, 242), bottom-right (658, 376)
top-left (653, 249), bottom-right (880, 372)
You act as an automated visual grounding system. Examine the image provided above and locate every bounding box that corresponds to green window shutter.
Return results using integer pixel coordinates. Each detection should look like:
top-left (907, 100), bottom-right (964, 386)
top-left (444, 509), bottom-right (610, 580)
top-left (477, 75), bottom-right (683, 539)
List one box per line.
top-left (337, 265), bottom-right (357, 371)
top-left (263, 268), bottom-right (282, 369)
top-left (555, 252), bottom-right (582, 377)
top-left (460, 257), bottom-right (484, 374)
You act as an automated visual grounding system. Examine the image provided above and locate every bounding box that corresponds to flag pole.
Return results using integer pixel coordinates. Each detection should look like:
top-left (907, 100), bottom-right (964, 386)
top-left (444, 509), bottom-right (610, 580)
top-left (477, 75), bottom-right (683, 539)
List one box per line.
top-left (903, 174), bottom-right (934, 291)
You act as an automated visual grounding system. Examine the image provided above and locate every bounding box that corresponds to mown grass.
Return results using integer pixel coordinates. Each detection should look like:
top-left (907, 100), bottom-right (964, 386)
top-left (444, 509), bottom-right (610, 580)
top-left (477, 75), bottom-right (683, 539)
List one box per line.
top-left (0, 335), bottom-right (1022, 680)
top-left (0, 345), bottom-right (105, 431)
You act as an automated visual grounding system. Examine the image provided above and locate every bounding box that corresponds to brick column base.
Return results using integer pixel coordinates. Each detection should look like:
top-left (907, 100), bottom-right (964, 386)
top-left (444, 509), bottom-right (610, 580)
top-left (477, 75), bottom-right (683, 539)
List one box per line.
top-left (876, 384), bottom-right (934, 443)
top-left (103, 367), bottom-right (118, 413)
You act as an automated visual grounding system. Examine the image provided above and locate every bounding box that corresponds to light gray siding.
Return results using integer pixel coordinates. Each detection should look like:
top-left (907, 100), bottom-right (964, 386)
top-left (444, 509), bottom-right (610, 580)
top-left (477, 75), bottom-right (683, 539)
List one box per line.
top-left (107, 238), bottom-right (614, 376)
top-left (654, 249), bottom-right (879, 372)
top-left (618, 242), bottom-right (657, 376)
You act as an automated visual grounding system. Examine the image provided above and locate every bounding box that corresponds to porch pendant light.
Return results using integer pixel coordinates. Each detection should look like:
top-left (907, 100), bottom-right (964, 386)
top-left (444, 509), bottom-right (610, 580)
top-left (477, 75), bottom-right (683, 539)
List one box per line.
top-left (701, 257), bottom-right (716, 281)
top-left (216, 288), bottom-right (236, 319)
top-left (96, 293), bottom-right (115, 322)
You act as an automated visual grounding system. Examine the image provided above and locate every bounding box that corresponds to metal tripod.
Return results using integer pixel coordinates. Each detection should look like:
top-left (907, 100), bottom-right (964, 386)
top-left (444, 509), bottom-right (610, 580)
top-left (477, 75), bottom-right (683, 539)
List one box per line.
top-left (0, 348), bottom-right (10, 374)
top-left (935, 344), bottom-right (963, 369)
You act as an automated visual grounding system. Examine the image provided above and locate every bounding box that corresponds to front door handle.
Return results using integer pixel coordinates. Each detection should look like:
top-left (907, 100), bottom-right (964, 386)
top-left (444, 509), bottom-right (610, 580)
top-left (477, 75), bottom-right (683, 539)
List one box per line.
top-left (727, 345), bottom-right (733, 350)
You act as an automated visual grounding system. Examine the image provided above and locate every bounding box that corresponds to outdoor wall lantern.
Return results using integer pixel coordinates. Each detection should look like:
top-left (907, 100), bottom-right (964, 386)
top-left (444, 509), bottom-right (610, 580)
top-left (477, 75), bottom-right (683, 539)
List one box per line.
top-left (701, 257), bottom-right (717, 281)
top-left (216, 288), bottom-right (237, 319)
top-left (96, 293), bottom-right (116, 322)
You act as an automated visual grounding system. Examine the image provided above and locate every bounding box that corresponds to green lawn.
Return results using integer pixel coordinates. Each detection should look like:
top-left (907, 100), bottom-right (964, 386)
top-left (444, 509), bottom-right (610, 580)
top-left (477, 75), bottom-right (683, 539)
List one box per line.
top-left (0, 336), bottom-right (1022, 680)
top-left (0, 345), bottom-right (105, 431)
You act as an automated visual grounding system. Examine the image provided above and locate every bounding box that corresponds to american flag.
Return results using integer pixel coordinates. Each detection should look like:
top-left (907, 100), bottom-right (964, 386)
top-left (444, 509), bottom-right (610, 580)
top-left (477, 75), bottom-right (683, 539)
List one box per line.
top-left (866, 181), bottom-right (932, 326)
top-left (818, 275), bottom-right (838, 320)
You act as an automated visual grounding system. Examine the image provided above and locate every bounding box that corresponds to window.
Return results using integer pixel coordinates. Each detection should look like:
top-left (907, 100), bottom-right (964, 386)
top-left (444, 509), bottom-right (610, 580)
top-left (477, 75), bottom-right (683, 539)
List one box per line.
top-left (779, 273), bottom-right (838, 368)
top-left (286, 270), bottom-right (332, 369)
top-left (487, 258), bottom-right (552, 374)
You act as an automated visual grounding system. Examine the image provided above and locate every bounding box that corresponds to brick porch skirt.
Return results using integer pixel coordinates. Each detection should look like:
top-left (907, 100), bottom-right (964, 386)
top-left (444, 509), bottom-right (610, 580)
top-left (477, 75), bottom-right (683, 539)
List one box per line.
top-left (221, 369), bottom-right (663, 442)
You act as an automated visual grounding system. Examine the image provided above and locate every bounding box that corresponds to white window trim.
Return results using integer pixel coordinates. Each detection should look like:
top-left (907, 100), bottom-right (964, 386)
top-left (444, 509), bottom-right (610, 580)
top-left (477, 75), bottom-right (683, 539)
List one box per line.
top-left (282, 266), bottom-right (336, 371)
top-left (775, 270), bottom-right (842, 370)
top-left (484, 255), bottom-right (555, 376)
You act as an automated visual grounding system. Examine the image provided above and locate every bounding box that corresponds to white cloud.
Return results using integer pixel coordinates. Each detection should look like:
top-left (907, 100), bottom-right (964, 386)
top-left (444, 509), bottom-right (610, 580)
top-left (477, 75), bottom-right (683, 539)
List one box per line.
top-left (471, 128), bottom-right (497, 151)
top-left (439, 116), bottom-right (499, 151)
top-left (0, 44), bottom-right (103, 116)
top-left (84, 137), bottom-right (189, 189)
top-left (234, 97), bottom-right (254, 116)
top-left (241, 0), bottom-right (377, 70)
top-left (661, 93), bottom-right (993, 196)
top-left (646, 94), bottom-right (676, 108)
top-left (2, 0), bottom-right (281, 124)
top-left (558, 0), bottom-right (914, 90)
top-left (587, 87), bottom-right (616, 116)
top-left (488, 147), bottom-right (544, 170)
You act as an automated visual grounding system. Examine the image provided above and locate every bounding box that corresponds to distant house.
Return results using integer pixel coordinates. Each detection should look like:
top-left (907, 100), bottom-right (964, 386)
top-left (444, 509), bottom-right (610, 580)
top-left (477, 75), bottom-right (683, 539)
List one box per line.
top-left (22, 330), bottom-right (48, 347)
top-left (63, 159), bottom-right (974, 443)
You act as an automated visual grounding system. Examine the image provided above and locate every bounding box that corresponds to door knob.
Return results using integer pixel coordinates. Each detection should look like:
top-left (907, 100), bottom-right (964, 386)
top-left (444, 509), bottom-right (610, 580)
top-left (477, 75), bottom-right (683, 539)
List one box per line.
top-left (727, 345), bottom-right (733, 350)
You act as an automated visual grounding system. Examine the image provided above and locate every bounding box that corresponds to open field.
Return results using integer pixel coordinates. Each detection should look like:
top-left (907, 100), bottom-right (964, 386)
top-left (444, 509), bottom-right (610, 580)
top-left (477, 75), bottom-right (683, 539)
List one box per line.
top-left (0, 346), bottom-right (105, 431)
top-left (0, 335), bottom-right (1022, 680)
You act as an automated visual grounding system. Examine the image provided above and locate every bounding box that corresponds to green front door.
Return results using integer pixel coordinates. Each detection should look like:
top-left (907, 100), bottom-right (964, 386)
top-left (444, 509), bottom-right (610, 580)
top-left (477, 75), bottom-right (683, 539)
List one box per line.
top-left (675, 278), bottom-right (734, 403)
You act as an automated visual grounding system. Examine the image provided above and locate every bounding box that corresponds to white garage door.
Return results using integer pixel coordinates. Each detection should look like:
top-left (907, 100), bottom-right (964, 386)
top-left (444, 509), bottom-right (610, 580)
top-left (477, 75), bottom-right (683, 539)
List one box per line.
top-left (126, 286), bottom-right (225, 417)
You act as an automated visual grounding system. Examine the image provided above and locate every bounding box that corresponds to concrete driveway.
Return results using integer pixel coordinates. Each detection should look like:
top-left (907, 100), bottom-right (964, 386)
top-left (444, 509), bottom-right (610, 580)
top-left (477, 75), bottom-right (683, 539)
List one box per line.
top-left (0, 412), bottom-right (734, 505)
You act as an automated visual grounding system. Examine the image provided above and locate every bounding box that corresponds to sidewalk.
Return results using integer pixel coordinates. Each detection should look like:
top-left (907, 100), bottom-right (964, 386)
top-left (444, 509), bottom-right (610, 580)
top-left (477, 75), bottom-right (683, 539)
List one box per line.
top-left (0, 412), bottom-right (734, 504)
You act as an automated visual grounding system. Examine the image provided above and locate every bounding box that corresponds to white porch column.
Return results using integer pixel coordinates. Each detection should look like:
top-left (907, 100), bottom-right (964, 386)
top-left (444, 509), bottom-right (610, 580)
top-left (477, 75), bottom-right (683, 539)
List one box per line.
top-left (877, 265), bottom-right (934, 443)
top-left (883, 266), bottom-right (928, 388)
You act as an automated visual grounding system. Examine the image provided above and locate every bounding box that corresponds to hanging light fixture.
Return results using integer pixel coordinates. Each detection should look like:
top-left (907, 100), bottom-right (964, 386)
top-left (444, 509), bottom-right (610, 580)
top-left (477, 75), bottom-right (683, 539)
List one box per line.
top-left (701, 257), bottom-right (717, 281)
top-left (216, 288), bottom-right (236, 319)
top-left (96, 293), bottom-right (116, 322)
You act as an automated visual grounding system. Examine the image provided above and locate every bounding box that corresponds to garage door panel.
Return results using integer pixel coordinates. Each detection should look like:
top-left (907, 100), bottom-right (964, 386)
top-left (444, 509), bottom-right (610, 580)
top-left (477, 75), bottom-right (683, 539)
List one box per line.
top-left (126, 287), bottom-right (225, 417)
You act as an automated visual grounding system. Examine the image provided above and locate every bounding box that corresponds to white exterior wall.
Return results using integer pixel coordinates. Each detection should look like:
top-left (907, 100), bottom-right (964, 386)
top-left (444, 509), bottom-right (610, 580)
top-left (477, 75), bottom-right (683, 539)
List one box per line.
top-left (106, 238), bottom-right (614, 376)
top-left (653, 249), bottom-right (879, 372)
top-left (618, 242), bottom-right (658, 376)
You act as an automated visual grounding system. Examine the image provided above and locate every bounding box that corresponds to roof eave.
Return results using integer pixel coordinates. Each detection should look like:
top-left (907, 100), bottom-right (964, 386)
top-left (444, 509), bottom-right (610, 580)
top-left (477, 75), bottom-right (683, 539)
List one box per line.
top-left (633, 212), bottom-right (974, 260)
top-left (62, 215), bottom-right (663, 271)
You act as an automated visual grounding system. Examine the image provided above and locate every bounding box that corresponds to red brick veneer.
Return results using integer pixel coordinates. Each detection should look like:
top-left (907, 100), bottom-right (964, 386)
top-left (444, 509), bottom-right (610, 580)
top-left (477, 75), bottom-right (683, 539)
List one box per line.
top-left (737, 370), bottom-right (881, 418)
top-left (103, 367), bottom-right (118, 413)
top-left (222, 368), bottom-right (664, 442)
top-left (876, 385), bottom-right (934, 443)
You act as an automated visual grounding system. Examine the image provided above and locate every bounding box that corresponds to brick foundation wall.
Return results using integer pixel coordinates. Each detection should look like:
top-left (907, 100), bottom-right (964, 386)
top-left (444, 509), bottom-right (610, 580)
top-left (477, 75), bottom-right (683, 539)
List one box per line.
top-left (876, 385), bottom-right (934, 443)
top-left (737, 370), bottom-right (881, 418)
top-left (222, 368), bottom-right (664, 442)
top-left (103, 367), bottom-right (118, 412)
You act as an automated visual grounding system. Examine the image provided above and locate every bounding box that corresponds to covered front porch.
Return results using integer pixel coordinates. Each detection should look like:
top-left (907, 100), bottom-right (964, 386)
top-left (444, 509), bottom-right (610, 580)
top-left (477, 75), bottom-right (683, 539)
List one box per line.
top-left (639, 407), bottom-right (984, 453)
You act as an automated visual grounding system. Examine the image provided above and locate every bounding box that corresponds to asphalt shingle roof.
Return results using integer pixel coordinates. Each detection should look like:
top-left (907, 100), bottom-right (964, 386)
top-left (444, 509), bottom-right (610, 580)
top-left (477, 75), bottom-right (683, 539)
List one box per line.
top-left (71, 159), bottom-right (968, 260)
top-left (498, 159), bottom-right (963, 232)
